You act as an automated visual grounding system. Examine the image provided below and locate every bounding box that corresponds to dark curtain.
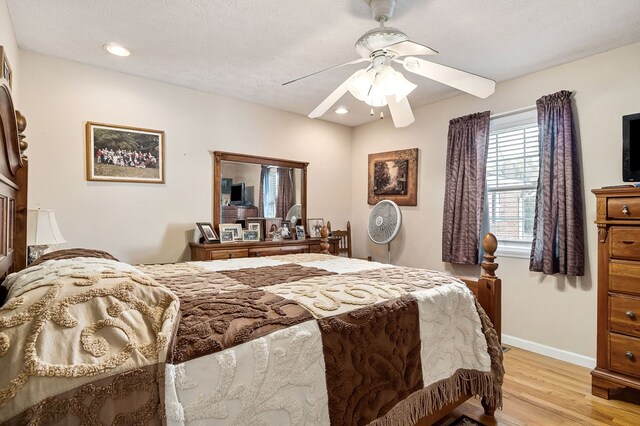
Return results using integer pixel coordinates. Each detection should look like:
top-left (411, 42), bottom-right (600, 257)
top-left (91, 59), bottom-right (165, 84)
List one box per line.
top-left (258, 165), bottom-right (268, 217)
top-left (529, 90), bottom-right (584, 276)
top-left (442, 111), bottom-right (490, 264)
top-left (276, 167), bottom-right (293, 219)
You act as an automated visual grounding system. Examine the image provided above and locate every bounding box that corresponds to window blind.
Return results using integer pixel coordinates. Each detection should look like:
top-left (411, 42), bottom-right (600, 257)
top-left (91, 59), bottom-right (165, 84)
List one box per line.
top-left (264, 167), bottom-right (279, 217)
top-left (486, 118), bottom-right (539, 244)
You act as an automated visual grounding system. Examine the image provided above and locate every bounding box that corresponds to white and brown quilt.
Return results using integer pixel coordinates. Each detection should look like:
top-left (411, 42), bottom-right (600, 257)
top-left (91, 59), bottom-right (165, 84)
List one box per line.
top-left (0, 253), bottom-right (503, 425)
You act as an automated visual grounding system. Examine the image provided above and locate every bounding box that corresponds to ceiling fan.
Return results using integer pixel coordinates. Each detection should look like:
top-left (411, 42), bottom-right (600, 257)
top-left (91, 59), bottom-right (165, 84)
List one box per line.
top-left (283, 0), bottom-right (496, 128)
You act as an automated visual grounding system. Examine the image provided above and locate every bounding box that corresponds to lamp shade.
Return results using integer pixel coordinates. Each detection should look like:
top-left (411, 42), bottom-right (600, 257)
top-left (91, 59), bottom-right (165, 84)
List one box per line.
top-left (348, 65), bottom-right (416, 108)
top-left (27, 209), bottom-right (65, 246)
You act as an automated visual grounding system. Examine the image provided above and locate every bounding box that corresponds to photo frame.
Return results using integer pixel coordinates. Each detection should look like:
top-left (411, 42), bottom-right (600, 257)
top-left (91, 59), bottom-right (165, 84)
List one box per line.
top-left (281, 220), bottom-right (292, 239)
top-left (0, 46), bottom-right (12, 89)
top-left (265, 218), bottom-right (282, 239)
top-left (307, 218), bottom-right (324, 238)
top-left (242, 229), bottom-right (260, 242)
top-left (295, 225), bottom-right (306, 240)
top-left (220, 230), bottom-right (234, 243)
top-left (86, 121), bottom-right (165, 183)
top-left (196, 222), bottom-right (218, 243)
top-left (246, 218), bottom-right (265, 240)
top-left (219, 223), bottom-right (243, 241)
top-left (247, 221), bottom-right (262, 239)
top-left (368, 148), bottom-right (418, 206)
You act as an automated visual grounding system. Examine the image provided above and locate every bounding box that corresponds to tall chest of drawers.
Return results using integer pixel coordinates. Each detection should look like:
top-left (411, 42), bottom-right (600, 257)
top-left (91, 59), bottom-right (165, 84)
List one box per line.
top-left (592, 188), bottom-right (640, 398)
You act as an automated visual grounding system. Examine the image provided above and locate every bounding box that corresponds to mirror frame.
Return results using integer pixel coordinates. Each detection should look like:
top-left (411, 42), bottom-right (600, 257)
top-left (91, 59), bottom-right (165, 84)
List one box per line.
top-left (212, 151), bottom-right (308, 232)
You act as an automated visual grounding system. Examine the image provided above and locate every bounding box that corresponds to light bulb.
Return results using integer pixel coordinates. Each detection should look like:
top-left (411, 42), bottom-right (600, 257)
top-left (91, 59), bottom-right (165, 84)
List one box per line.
top-left (103, 43), bottom-right (131, 57)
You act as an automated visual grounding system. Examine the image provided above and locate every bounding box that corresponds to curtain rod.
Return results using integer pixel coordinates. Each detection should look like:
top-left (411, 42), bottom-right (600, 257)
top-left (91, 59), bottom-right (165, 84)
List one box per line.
top-left (490, 105), bottom-right (536, 120)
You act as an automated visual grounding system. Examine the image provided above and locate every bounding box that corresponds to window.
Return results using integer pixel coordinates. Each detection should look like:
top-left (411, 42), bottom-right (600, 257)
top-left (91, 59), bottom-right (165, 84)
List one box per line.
top-left (263, 167), bottom-right (279, 217)
top-left (486, 109), bottom-right (539, 257)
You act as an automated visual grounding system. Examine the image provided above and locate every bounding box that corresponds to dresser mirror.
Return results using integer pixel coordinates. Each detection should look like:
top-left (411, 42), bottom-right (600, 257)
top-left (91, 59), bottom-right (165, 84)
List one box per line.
top-left (212, 151), bottom-right (308, 233)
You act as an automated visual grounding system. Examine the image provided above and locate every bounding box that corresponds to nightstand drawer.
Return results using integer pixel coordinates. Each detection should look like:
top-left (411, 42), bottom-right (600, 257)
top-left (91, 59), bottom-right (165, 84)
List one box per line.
top-left (208, 248), bottom-right (248, 260)
top-left (610, 228), bottom-right (640, 260)
top-left (609, 198), bottom-right (640, 220)
top-left (610, 260), bottom-right (640, 295)
top-left (609, 333), bottom-right (640, 378)
top-left (610, 295), bottom-right (640, 337)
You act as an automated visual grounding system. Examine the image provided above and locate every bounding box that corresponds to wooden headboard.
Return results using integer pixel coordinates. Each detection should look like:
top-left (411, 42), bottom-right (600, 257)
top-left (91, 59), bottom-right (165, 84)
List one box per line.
top-left (0, 80), bottom-right (27, 282)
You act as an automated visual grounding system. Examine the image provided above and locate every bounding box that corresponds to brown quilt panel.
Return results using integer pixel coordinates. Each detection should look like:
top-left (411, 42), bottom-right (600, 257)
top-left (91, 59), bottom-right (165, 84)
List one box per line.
top-left (219, 263), bottom-right (336, 288)
top-left (318, 295), bottom-right (423, 426)
top-left (164, 285), bottom-right (313, 364)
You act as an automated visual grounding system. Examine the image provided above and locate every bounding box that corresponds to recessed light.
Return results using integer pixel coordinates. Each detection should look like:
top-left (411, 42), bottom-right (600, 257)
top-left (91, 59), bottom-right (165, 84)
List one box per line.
top-left (103, 43), bottom-right (131, 57)
top-left (334, 107), bottom-right (349, 115)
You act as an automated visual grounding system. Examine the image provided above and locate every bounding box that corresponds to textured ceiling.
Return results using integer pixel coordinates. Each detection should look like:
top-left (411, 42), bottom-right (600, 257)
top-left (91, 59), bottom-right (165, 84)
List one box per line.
top-left (7, 0), bottom-right (640, 127)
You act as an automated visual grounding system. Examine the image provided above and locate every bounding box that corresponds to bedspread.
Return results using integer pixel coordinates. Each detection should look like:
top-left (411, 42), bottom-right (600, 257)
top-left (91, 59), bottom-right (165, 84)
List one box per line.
top-left (0, 254), bottom-right (503, 425)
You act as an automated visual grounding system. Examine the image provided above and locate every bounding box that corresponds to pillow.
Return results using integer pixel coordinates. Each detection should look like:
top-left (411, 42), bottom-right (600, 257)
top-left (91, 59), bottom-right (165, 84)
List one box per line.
top-left (29, 248), bottom-right (118, 267)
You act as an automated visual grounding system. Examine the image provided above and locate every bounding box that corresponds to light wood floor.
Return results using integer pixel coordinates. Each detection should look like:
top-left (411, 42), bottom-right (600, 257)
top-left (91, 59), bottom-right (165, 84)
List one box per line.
top-left (435, 346), bottom-right (640, 426)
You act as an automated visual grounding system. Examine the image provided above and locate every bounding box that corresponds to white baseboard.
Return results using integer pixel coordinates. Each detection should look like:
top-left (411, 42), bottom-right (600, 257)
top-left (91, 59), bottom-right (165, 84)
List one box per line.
top-left (502, 334), bottom-right (596, 369)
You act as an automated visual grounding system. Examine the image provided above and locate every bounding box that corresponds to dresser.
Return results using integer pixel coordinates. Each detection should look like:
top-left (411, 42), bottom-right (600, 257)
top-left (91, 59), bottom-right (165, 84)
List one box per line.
top-left (190, 237), bottom-right (339, 261)
top-left (592, 188), bottom-right (640, 399)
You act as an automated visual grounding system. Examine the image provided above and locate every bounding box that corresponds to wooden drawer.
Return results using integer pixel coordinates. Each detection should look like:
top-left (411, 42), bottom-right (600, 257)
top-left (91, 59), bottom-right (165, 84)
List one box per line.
top-left (236, 206), bottom-right (258, 220)
top-left (610, 295), bottom-right (640, 337)
top-left (249, 246), bottom-right (307, 257)
top-left (208, 248), bottom-right (248, 260)
top-left (610, 260), bottom-right (640, 295)
top-left (608, 197), bottom-right (640, 219)
top-left (610, 228), bottom-right (640, 260)
top-left (609, 333), bottom-right (640, 378)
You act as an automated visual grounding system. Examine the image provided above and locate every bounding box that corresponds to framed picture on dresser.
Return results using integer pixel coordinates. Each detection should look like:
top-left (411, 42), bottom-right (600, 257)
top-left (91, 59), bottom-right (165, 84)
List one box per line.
top-left (281, 220), bottom-right (292, 239)
top-left (307, 218), bottom-right (324, 238)
top-left (196, 222), bottom-right (218, 243)
top-left (219, 223), bottom-right (242, 241)
top-left (220, 231), bottom-right (234, 243)
top-left (242, 230), bottom-right (260, 242)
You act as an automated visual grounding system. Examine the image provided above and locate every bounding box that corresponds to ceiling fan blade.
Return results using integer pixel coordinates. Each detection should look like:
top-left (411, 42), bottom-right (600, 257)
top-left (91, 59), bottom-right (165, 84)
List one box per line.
top-left (385, 40), bottom-right (438, 57)
top-left (401, 57), bottom-right (496, 98)
top-left (282, 57), bottom-right (371, 86)
top-left (308, 70), bottom-right (362, 119)
top-left (387, 96), bottom-right (415, 128)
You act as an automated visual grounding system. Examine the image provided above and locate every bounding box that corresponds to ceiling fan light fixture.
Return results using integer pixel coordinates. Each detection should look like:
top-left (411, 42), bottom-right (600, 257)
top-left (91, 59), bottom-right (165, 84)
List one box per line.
top-left (334, 107), bottom-right (349, 114)
top-left (374, 65), bottom-right (416, 101)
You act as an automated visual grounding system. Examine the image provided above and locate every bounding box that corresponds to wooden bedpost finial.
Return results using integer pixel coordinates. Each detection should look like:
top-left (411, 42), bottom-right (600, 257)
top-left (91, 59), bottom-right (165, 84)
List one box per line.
top-left (481, 233), bottom-right (498, 278)
top-left (320, 225), bottom-right (330, 254)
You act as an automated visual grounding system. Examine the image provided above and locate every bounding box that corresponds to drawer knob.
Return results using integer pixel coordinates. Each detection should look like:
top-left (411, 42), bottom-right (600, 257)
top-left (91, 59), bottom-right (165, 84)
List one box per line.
top-left (626, 351), bottom-right (635, 360)
top-left (622, 204), bottom-right (630, 215)
top-left (627, 311), bottom-right (637, 320)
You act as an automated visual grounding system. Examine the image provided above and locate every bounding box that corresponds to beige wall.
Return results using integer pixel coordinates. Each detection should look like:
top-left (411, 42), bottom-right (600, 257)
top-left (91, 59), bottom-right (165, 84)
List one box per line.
top-left (351, 42), bottom-right (640, 360)
top-left (19, 51), bottom-right (352, 264)
top-left (0, 0), bottom-right (19, 100)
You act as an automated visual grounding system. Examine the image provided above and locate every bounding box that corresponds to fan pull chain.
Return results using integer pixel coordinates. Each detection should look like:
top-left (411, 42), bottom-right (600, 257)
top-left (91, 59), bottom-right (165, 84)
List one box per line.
top-left (380, 111), bottom-right (384, 119)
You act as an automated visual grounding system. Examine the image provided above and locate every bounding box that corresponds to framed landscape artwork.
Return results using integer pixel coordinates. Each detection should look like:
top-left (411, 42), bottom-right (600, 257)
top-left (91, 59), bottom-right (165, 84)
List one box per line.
top-left (86, 122), bottom-right (165, 183)
top-left (368, 148), bottom-right (418, 206)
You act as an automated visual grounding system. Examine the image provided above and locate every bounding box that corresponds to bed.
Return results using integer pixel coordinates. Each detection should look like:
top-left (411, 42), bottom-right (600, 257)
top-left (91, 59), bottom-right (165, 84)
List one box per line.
top-left (0, 79), bottom-right (503, 425)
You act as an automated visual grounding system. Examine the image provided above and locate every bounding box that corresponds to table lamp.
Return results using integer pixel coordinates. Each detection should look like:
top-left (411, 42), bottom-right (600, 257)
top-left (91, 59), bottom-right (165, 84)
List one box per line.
top-left (27, 208), bottom-right (65, 264)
